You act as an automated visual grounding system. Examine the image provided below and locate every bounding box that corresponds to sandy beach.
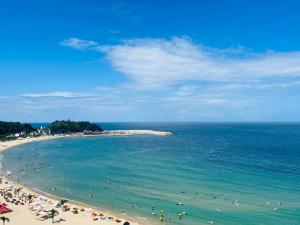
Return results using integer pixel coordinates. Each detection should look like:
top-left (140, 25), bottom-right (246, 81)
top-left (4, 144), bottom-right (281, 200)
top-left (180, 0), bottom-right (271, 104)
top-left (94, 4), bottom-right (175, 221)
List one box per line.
top-left (0, 136), bottom-right (142, 225)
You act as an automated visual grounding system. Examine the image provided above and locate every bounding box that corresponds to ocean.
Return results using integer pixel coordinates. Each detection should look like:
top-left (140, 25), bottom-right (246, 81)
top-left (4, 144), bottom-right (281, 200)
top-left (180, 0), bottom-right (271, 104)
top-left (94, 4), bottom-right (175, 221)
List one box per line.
top-left (1, 123), bottom-right (300, 225)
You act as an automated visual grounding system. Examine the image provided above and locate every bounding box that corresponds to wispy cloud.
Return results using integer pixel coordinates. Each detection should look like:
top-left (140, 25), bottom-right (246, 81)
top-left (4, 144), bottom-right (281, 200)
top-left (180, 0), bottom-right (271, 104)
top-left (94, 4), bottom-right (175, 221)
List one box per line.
top-left (99, 38), bottom-right (300, 88)
top-left (61, 37), bottom-right (300, 89)
top-left (22, 91), bottom-right (94, 98)
top-left (47, 36), bottom-right (300, 121)
top-left (60, 38), bottom-right (98, 50)
top-left (175, 85), bottom-right (198, 97)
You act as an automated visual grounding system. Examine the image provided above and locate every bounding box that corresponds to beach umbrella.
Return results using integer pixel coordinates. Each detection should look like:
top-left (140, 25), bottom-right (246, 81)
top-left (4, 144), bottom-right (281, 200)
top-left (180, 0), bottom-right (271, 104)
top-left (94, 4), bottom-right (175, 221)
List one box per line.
top-left (178, 213), bottom-right (183, 220)
top-left (123, 222), bottom-right (130, 225)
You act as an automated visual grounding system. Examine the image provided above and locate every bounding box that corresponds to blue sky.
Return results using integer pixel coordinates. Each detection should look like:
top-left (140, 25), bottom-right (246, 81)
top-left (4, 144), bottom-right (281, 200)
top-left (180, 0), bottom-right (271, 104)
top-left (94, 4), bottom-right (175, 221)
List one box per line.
top-left (1, 0), bottom-right (300, 122)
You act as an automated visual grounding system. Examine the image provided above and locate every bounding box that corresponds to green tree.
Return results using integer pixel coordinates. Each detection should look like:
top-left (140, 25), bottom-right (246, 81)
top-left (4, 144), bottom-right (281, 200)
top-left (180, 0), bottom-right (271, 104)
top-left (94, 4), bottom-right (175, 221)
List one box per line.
top-left (0, 121), bottom-right (35, 136)
top-left (48, 120), bottom-right (103, 134)
top-left (49, 209), bottom-right (58, 223)
top-left (0, 217), bottom-right (9, 225)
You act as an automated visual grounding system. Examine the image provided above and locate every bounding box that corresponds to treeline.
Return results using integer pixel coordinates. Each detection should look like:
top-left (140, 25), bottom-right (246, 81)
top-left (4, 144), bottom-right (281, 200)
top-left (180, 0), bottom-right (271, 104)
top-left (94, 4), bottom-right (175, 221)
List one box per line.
top-left (48, 120), bottom-right (103, 134)
top-left (0, 120), bottom-right (104, 141)
top-left (0, 121), bottom-right (35, 136)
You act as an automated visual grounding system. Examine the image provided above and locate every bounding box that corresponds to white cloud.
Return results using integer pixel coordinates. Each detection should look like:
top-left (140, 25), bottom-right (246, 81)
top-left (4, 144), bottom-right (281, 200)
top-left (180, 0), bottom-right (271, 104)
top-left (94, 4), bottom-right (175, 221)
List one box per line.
top-left (60, 38), bottom-right (98, 50)
top-left (22, 91), bottom-right (93, 98)
top-left (204, 98), bottom-right (229, 105)
top-left (60, 37), bottom-right (300, 89)
top-left (175, 85), bottom-right (198, 97)
top-left (95, 37), bottom-right (300, 88)
top-left (46, 36), bottom-right (300, 121)
top-left (256, 80), bottom-right (300, 89)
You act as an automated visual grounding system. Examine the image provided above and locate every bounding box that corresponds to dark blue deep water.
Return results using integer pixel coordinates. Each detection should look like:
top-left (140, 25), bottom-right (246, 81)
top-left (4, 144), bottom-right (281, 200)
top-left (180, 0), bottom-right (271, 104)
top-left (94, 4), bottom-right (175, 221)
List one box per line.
top-left (2, 123), bottom-right (300, 225)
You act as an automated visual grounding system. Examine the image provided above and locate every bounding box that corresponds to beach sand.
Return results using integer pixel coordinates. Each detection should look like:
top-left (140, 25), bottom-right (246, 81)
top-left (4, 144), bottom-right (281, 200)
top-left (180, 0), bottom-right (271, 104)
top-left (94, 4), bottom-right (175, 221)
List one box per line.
top-left (0, 136), bottom-right (142, 225)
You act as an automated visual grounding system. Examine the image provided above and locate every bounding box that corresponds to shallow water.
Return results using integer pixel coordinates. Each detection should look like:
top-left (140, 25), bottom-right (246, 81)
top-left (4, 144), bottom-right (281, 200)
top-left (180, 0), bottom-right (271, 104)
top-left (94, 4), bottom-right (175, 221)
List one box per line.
top-left (2, 123), bottom-right (300, 225)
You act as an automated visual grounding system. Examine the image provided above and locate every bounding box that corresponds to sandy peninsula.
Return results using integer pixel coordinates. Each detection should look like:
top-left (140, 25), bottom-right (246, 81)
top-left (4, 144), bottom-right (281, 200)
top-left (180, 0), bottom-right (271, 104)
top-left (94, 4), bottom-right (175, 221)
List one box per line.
top-left (99, 130), bottom-right (173, 136)
top-left (0, 135), bottom-right (147, 225)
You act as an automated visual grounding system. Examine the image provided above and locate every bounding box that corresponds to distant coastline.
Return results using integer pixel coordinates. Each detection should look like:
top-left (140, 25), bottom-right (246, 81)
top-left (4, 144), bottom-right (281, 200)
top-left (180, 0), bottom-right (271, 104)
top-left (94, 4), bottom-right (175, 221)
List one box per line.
top-left (0, 120), bottom-right (172, 142)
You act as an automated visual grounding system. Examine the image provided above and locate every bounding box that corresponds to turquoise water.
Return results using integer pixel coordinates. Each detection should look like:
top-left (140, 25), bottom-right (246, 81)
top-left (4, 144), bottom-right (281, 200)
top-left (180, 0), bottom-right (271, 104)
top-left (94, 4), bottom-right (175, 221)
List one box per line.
top-left (2, 123), bottom-right (300, 225)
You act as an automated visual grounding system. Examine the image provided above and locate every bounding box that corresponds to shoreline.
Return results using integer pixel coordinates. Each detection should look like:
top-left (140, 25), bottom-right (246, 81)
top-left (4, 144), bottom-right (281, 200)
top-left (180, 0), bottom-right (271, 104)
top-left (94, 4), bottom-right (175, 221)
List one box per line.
top-left (0, 135), bottom-right (158, 225)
